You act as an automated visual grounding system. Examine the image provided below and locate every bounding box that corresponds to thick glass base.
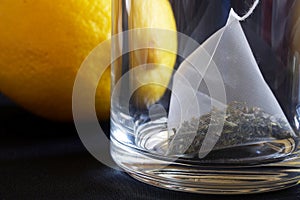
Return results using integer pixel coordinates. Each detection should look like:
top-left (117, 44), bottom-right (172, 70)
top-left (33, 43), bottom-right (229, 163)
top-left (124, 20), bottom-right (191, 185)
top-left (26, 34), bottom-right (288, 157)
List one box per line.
top-left (111, 138), bottom-right (300, 194)
top-left (110, 116), bottom-right (300, 194)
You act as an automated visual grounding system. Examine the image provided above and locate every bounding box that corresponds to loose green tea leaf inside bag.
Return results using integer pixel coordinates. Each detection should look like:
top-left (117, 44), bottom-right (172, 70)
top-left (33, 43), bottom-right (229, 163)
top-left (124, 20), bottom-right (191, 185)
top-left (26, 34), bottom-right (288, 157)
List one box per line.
top-left (167, 9), bottom-right (297, 164)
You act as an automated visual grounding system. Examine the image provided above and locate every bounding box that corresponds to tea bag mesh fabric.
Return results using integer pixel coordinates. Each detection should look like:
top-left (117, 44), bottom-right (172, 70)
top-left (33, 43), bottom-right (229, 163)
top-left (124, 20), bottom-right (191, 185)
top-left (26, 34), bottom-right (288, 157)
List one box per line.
top-left (167, 9), bottom-right (296, 158)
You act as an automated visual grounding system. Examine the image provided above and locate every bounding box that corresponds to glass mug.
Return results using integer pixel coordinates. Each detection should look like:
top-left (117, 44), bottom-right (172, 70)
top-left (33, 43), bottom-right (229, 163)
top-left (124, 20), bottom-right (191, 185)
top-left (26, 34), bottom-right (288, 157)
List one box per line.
top-left (110, 0), bottom-right (300, 194)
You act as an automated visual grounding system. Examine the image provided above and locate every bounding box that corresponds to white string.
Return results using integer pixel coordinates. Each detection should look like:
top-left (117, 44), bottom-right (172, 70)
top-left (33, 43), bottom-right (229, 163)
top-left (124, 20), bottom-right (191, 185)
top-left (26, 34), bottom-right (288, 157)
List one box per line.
top-left (231, 0), bottom-right (260, 21)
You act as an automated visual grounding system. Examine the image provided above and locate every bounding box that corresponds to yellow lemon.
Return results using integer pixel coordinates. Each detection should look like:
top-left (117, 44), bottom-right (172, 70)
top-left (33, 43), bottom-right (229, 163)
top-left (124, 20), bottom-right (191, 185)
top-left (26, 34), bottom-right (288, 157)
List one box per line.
top-left (128, 0), bottom-right (177, 108)
top-left (0, 0), bottom-right (177, 121)
top-left (291, 1), bottom-right (300, 53)
top-left (0, 0), bottom-right (111, 121)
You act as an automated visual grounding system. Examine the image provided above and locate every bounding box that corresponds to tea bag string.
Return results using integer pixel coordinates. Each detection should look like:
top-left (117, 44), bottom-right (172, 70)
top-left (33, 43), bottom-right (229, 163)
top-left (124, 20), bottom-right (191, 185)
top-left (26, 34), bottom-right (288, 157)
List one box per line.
top-left (231, 0), bottom-right (260, 21)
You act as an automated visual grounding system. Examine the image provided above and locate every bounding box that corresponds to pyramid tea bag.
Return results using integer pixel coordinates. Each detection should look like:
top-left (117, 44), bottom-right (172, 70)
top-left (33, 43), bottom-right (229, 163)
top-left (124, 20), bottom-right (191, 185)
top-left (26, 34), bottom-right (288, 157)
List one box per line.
top-left (167, 8), bottom-right (297, 162)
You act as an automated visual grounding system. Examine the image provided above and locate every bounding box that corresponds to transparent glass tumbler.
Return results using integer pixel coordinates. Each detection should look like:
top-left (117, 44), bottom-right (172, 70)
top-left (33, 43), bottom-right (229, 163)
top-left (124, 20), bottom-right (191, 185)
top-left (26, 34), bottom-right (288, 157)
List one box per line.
top-left (110, 0), bottom-right (300, 194)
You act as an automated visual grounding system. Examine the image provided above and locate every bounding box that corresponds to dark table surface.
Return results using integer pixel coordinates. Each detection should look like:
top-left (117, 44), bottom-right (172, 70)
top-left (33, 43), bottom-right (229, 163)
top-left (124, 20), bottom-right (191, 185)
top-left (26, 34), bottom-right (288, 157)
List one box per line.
top-left (1, 103), bottom-right (300, 200)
